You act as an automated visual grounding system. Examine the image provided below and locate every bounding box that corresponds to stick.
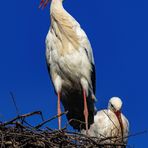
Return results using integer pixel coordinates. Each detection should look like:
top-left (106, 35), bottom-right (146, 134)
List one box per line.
top-left (9, 92), bottom-right (20, 116)
top-left (35, 111), bottom-right (68, 129)
top-left (2, 111), bottom-right (43, 126)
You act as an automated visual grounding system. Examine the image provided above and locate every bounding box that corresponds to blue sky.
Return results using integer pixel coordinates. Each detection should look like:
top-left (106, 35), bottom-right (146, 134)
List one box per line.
top-left (0, 0), bottom-right (147, 147)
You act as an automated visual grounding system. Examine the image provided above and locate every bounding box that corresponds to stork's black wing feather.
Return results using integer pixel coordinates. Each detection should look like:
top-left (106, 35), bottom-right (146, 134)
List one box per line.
top-left (84, 48), bottom-right (96, 95)
top-left (61, 90), bottom-right (94, 131)
top-left (91, 63), bottom-right (96, 95)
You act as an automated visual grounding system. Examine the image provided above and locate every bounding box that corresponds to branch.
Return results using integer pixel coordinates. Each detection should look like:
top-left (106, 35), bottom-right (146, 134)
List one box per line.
top-left (2, 111), bottom-right (44, 126)
top-left (35, 111), bottom-right (68, 129)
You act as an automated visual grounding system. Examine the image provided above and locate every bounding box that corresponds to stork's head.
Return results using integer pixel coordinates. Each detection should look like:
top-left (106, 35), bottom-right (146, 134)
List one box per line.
top-left (108, 97), bottom-right (122, 112)
top-left (39, 0), bottom-right (63, 9)
top-left (108, 97), bottom-right (124, 140)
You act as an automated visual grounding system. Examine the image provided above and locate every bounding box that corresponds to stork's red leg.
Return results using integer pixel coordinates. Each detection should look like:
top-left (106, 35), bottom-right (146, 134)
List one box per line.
top-left (57, 92), bottom-right (61, 130)
top-left (83, 89), bottom-right (88, 134)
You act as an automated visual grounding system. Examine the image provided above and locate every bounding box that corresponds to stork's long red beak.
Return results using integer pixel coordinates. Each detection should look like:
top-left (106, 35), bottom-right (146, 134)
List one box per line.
top-left (39, 0), bottom-right (49, 9)
top-left (114, 111), bottom-right (124, 141)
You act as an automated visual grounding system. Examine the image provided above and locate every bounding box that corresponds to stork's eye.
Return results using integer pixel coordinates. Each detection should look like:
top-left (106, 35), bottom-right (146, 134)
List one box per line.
top-left (111, 104), bottom-right (115, 109)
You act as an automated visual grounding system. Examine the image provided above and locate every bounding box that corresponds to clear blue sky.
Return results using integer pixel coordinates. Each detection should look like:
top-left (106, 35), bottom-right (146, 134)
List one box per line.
top-left (0, 0), bottom-right (147, 147)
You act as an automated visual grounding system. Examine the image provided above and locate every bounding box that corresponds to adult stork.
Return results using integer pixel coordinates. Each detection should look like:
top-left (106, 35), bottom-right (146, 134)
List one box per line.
top-left (82, 97), bottom-right (129, 146)
top-left (39, 0), bottom-right (96, 131)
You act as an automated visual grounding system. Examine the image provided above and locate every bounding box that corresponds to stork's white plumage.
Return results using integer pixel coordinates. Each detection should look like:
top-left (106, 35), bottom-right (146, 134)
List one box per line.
top-left (40, 0), bottom-right (96, 131)
top-left (82, 97), bottom-right (129, 145)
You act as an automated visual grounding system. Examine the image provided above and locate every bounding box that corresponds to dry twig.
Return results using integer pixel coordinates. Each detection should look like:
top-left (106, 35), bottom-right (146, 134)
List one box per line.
top-left (0, 111), bottom-right (145, 148)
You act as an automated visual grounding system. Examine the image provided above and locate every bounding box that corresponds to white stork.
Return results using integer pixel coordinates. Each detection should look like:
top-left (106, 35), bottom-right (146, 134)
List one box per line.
top-left (39, 0), bottom-right (96, 131)
top-left (81, 97), bottom-right (129, 145)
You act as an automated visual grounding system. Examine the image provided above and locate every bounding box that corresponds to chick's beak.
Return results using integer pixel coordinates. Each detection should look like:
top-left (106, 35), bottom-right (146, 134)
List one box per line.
top-left (114, 110), bottom-right (124, 141)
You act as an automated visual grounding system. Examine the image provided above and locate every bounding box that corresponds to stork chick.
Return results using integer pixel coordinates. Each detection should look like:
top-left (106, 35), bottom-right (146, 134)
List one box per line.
top-left (39, 0), bottom-right (96, 132)
top-left (82, 97), bottom-right (129, 146)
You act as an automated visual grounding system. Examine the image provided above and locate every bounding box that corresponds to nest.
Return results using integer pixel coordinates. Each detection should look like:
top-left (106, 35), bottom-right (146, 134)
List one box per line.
top-left (0, 111), bottom-right (138, 148)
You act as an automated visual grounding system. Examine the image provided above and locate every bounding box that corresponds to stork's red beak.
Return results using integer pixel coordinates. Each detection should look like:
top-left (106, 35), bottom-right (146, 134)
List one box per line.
top-left (39, 0), bottom-right (49, 9)
top-left (114, 111), bottom-right (124, 141)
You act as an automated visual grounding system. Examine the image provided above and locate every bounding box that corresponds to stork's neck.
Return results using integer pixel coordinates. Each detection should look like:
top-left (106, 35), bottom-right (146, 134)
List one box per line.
top-left (51, 0), bottom-right (63, 5)
top-left (49, 0), bottom-right (80, 53)
top-left (50, 0), bottom-right (63, 14)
